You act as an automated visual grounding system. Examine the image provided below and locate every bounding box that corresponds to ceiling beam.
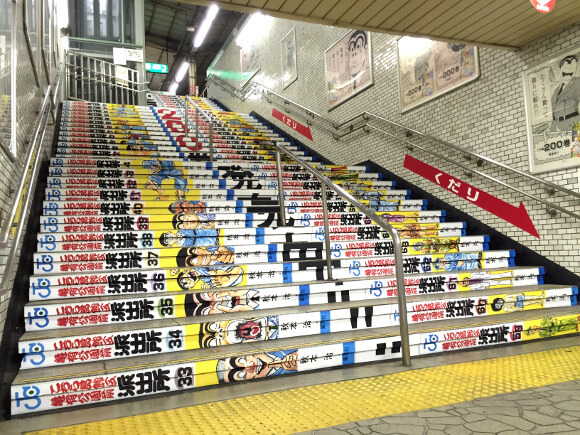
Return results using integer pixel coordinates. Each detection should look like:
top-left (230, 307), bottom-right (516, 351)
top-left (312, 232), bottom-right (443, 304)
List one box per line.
top-left (145, 33), bottom-right (181, 52)
top-left (147, 1), bottom-right (157, 34)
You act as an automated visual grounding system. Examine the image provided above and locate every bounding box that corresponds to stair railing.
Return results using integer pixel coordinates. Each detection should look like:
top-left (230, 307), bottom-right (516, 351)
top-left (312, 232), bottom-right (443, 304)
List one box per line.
top-left (204, 75), bottom-right (257, 102)
top-left (275, 142), bottom-right (412, 367)
top-left (65, 50), bottom-right (147, 105)
top-left (0, 83), bottom-right (55, 296)
top-left (185, 97), bottom-right (215, 162)
top-left (207, 75), bottom-right (580, 221)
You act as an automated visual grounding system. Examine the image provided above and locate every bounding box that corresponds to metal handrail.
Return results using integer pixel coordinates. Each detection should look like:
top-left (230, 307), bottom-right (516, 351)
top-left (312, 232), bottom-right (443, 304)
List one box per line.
top-left (208, 76), bottom-right (580, 219)
top-left (353, 112), bottom-right (580, 202)
top-left (0, 83), bottom-right (54, 294)
top-left (0, 87), bottom-right (53, 248)
top-left (206, 75), bottom-right (258, 102)
top-left (186, 96), bottom-right (214, 162)
top-left (65, 50), bottom-right (146, 105)
top-left (274, 142), bottom-right (411, 367)
top-left (367, 124), bottom-right (580, 220)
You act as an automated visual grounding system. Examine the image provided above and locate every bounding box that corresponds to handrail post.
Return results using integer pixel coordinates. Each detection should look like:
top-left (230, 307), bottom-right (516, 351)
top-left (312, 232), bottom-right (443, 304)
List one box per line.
top-left (390, 229), bottom-right (411, 366)
top-left (275, 147), bottom-right (286, 226)
top-left (195, 109), bottom-right (199, 146)
top-left (209, 120), bottom-right (214, 162)
top-left (274, 143), bottom-right (411, 366)
top-left (321, 183), bottom-right (333, 280)
top-left (184, 98), bottom-right (189, 138)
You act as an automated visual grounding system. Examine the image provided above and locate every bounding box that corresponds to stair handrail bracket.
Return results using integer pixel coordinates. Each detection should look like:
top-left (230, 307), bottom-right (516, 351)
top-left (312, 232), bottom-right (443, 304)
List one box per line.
top-left (274, 143), bottom-right (412, 367)
top-left (208, 78), bottom-right (580, 221)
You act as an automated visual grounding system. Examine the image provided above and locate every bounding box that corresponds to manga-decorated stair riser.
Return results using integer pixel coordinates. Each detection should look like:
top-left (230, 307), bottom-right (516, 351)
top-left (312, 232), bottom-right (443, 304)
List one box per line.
top-left (10, 98), bottom-right (580, 415)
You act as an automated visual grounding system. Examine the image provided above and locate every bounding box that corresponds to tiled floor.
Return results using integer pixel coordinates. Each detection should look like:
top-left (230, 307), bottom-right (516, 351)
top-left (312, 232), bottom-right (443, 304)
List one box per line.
top-left (302, 380), bottom-right (580, 434)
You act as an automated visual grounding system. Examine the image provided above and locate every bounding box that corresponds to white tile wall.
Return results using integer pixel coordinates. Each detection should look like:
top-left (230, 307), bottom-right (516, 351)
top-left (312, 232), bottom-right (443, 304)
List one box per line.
top-left (208, 19), bottom-right (580, 276)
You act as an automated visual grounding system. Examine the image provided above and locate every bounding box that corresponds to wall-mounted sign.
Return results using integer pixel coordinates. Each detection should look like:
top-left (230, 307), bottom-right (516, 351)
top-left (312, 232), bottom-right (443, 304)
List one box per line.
top-left (397, 36), bottom-right (479, 113)
top-left (126, 49), bottom-right (144, 63)
top-left (530, 0), bottom-right (555, 13)
top-left (272, 108), bottom-right (313, 141)
top-left (145, 62), bottom-right (168, 74)
top-left (523, 46), bottom-right (580, 173)
top-left (115, 65), bottom-right (129, 85)
top-left (324, 30), bottom-right (373, 110)
top-left (113, 47), bottom-right (144, 65)
top-left (403, 155), bottom-right (540, 238)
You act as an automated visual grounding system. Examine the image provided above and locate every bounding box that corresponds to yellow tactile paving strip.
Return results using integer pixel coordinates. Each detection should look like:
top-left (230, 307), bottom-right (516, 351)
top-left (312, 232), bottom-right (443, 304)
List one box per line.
top-left (30, 345), bottom-right (580, 435)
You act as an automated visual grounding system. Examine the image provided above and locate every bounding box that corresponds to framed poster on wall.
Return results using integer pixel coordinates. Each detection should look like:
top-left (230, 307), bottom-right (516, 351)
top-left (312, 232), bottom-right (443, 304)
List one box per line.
top-left (397, 36), bottom-right (479, 113)
top-left (324, 30), bottom-right (373, 110)
top-left (523, 47), bottom-right (580, 174)
top-left (240, 44), bottom-right (260, 89)
top-left (281, 28), bottom-right (297, 89)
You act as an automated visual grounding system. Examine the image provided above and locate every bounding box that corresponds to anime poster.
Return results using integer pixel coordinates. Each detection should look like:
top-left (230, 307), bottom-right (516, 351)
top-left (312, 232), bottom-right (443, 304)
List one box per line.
top-left (324, 30), bottom-right (373, 110)
top-left (240, 44), bottom-right (260, 88)
top-left (523, 46), bottom-right (580, 173)
top-left (281, 28), bottom-right (297, 89)
top-left (397, 36), bottom-right (479, 113)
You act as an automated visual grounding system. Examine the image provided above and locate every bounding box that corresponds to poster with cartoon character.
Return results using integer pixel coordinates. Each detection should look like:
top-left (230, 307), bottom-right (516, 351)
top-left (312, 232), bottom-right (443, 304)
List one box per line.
top-left (397, 36), bottom-right (479, 113)
top-left (281, 28), bottom-right (297, 89)
top-left (324, 30), bottom-right (373, 110)
top-left (240, 44), bottom-right (260, 88)
top-left (523, 46), bottom-right (580, 173)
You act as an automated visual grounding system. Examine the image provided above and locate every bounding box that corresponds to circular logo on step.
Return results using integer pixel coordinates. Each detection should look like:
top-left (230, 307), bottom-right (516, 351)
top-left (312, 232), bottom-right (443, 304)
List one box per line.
top-left (530, 0), bottom-right (555, 13)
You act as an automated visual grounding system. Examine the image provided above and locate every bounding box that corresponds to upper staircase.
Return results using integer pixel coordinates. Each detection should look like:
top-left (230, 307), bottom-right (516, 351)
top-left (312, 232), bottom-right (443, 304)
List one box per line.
top-left (10, 96), bottom-right (580, 415)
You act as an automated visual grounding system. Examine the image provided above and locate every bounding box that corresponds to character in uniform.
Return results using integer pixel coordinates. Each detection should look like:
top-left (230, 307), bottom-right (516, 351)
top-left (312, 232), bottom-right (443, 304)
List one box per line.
top-left (551, 55), bottom-right (580, 132)
top-left (143, 158), bottom-right (188, 200)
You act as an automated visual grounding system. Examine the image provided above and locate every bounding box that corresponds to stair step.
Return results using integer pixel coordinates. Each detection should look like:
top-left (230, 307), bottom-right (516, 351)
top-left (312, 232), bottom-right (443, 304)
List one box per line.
top-left (11, 306), bottom-right (580, 414)
top-left (18, 294), bottom-right (579, 370)
top-left (29, 264), bottom-right (543, 303)
top-left (23, 284), bottom-right (576, 332)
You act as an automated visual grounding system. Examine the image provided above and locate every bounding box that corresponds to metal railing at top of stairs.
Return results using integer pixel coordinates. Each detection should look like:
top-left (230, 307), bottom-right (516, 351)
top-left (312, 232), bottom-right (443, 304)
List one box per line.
top-left (0, 81), bottom-right (57, 296)
top-left (206, 74), bottom-right (580, 221)
top-left (65, 50), bottom-right (148, 105)
top-left (184, 96), bottom-right (411, 366)
top-left (273, 142), bottom-right (412, 367)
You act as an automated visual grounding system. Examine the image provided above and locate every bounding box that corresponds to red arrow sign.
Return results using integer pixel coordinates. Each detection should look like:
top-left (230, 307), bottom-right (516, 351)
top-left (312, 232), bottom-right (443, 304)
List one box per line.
top-left (272, 108), bottom-right (313, 141)
top-left (403, 155), bottom-right (540, 238)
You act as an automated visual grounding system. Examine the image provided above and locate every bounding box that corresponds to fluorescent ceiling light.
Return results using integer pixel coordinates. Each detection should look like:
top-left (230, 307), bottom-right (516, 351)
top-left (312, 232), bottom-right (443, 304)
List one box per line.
top-left (169, 82), bottom-right (178, 94)
top-left (194, 4), bottom-right (219, 48)
top-left (175, 61), bottom-right (190, 83)
top-left (235, 12), bottom-right (274, 48)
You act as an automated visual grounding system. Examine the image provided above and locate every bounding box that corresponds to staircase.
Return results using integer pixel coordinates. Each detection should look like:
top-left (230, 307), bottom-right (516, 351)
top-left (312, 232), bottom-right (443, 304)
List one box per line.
top-left (10, 97), bottom-right (580, 415)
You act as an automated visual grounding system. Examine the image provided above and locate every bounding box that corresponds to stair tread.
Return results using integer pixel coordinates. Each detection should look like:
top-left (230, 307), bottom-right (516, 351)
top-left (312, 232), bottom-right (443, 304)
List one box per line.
top-left (13, 305), bottom-right (580, 384)
top-left (25, 283), bottom-right (574, 307)
top-left (20, 278), bottom-right (563, 341)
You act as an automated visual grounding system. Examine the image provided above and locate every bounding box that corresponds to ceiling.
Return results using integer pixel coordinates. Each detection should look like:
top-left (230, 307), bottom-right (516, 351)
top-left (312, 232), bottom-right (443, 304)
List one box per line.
top-left (146, 0), bottom-right (580, 94)
top-left (144, 0), bottom-right (243, 93)
top-left (179, 0), bottom-right (580, 51)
